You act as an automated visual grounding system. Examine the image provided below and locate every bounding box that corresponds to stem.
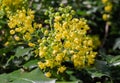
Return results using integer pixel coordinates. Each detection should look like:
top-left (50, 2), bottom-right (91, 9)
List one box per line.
top-left (101, 22), bottom-right (109, 48)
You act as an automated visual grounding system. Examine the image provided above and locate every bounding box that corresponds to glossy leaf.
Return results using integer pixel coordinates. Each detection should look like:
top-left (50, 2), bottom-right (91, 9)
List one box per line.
top-left (56, 81), bottom-right (80, 83)
top-left (0, 68), bottom-right (56, 83)
top-left (23, 59), bottom-right (38, 70)
top-left (15, 46), bottom-right (33, 58)
top-left (113, 38), bottom-right (120, 50)
top-left (109, 55), bottom-right (120, 64)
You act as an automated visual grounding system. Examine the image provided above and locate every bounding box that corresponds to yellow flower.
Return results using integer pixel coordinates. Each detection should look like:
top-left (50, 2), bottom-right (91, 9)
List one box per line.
top-left (38, 24), bottom-right (42, 28)
top-left (74, 38), bottom-right (79, 44)
top-left (53, 45), bottom-right (60, 51)
top-left (73, 60), bottom-right (84, 68)
top-left (54, 22), bottom-right (61, 29)
top-left (104, 4), bottom-right (112, 12)
top-left (64, 41), bottom-right (71, 48)
top-left (15, 28), bottom-right (22, 32)
top-left (34, 49), bottom-right (39, 56)
top-left (23, 32), bottom-right (31, 40)
top-left (38, 62), bottom-right (45, 70)
top-left (39, 49), bottom-right (46, 58)
top-left (54, 16), bottom-right (61, 22)
top-left (44, 30), bottom-right (49, 36)
top-left (37, 39), bottom-right (41, 43)
top-left (71, 54), bottom-right (78, 61)
top-left (14, 36), bottom-right (20, 41)
top-left (87, 39), bottom-right (93, 46)
top-left (55, 33), bottom-right (62, 41)
top-left (55, 53), bottom-right (63, 61)
top-left (4, 42), bottom-right (9, 46)
top-left (45, 72), bottom-right (51, 78)
top-left (88, 58), bottom-right (95, 65)
top-left (57, 66), bottom-right (66, 74)
top-left (27, 9), bottom-right (35, 15)
top-left (28, 42), bottom-right (35, 47)
top-left (8, 22), bottom-right (16, 29)
top-left (10, 30), bottom-right (15, 35)
top-left (102, 14), bottom-right (110, 21)
top-left (45, 60), bottom-right (53, 68)
top-left (19, 11), bottom-right (26, 20)
top-left (63, 22), bottom-right (68, 28)
top-left (28, 28), bottom-right (34, 34)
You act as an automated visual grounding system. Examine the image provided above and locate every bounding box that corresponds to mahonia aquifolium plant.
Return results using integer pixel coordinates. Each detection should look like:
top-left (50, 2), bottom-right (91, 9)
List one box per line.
top-left (0, 0), bottom-right (97, 79)
top-left (37, 5), bottom-right (97, 78)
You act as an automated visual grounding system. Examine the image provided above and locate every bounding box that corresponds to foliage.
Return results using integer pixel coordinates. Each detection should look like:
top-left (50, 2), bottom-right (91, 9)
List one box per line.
top-left (0, 0), bottom-right (120, 83)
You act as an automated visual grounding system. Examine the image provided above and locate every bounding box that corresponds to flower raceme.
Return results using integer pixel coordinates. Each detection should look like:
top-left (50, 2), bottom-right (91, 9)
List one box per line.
top-left (38, 5), bottom-right (97, 78)
top-left (0, 0), bottom-right (27, 14)
top-left (7, 8), bottom-right (42, 45)
top-left (102, 0), bottom-right (113, 22)
top-left (3, 6), bottom-right (42, 47)
top-left (7, 9), bottom-right (35, 42)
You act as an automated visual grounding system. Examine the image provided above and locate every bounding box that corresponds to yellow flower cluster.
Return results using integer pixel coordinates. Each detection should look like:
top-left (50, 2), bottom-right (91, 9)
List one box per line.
top-left (38, 6), bottom-right (97, 77)
top-left (102, 0), bottom-right (113, 22)
top-left (0, 0), bottom-right (26, 14)
top-left (8, 9), bottom-right (35, 41)
top-left (0, 0), bottom-right (32, 46)
top-left (7, 8), bottom-right (42, 46)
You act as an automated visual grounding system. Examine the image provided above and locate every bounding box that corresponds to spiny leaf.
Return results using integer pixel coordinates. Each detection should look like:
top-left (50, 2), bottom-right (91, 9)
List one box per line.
top-left (109, 55), bottom-right (120, 64)
top-left (23, 59), bottom-right (38, 70)
top-left (113, 38), bottom-right (120, 50)
top-left (0, 68), bottom-right (56, 83)
top-left (15, 46), bottom-right (33, 58)
top-left (56, 81), bottom-right (80, 83)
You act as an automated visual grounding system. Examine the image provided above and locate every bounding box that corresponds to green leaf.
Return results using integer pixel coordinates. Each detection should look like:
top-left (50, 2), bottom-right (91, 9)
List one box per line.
top-left (0, 46), bottom-right (14, 55)
top-left (109, 55), bottom-right (120, 63)
top-left (0, 19), bottom-right (6, 24)
top-left (91, 71), bottom-right (109, 78)
top-left (66, 70), bottom-right (78, 81)
top-left (95, 60), bottom-right (109, 72)
top-left (113, 38), bottom-right (120, 50)
top-left (14, 46), bottom-right (33, 58)
top-left (0, 10), bottom-right (5, 18)
top-left (111, 61), bottom-right (120, 67)
top-left (110, 56), bottom-right (120, 66)
top-left (76, 10), bottom-right (86, 16)
top-left (0, 68), bottom-right (56, 83)
top-left (23, 59), bottom-right (38, 70)
top-left (0, 74), bottom-right (10, 83)
top-left (5, 56), bottom-right (15, 67)
top-left (56, 81), bottom-right (80, 83)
